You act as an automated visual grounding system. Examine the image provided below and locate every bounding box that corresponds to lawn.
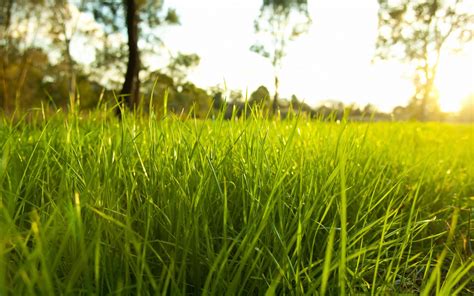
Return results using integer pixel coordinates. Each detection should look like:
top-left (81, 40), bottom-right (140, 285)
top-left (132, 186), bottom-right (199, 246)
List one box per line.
top-left (0, 110), bottom-right (472, 295)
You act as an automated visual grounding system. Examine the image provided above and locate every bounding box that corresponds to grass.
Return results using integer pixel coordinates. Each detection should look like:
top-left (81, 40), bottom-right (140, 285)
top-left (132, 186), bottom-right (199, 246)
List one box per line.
top-left (0, 108), bottom-right (473, 295)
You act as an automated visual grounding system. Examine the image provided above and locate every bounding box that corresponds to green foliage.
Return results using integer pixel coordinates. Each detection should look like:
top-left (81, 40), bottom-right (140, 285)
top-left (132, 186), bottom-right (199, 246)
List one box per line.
top-left (0, 112), bottom-right (472, 294)
top-left (0, 43), bottom-right (104, 111)
top-left (0, 46), bottom-right (49, 110)
top-left (141, 72), bottom-right (213, 118)
top-left (0, 0), bottom-right (50, 111)
top-left (249, 85), bottom-right (271, 106)
top-left (167, 52), bottom-right (200, 84)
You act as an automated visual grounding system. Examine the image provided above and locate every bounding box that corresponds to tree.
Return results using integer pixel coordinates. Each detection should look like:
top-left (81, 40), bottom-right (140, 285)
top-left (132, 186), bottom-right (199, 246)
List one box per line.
top-left (167, 52), bottom-right (200, 85)
top-left (251, 0), bottom-right (311, 113)
top-left (363, 103), bottom-right (378, 115)
top-left (82, 0), bottom-right (179, 117)
top-left (249, 85), bottom-right (271, 106)
top-left (290, 94), bottom-right (311, 110)
top-left (120, 0), bottom-right (140, 116)
top-left (209, 86), bottom-right (226, 110)
top-left (175, 82), bottom-right (212, 118)
top-left (0, 0), bottom-right (16, 110)
top-left (0, 0), bottom-right (44, 111)
top-left (49, 0), bottom-right (96, 112)
top-left (141, 71), bottom-right (177, 115)
top-left (0, 45), bottom-right (64, 110)
top-left (375, 0), bottom-right (473, 120)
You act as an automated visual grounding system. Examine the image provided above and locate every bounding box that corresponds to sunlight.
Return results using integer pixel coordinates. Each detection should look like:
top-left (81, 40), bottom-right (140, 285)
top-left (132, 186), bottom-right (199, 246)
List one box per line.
top-left (436, 44), bottom-right (474, 112)
top-left (439, 93), bottom-right (463, 113)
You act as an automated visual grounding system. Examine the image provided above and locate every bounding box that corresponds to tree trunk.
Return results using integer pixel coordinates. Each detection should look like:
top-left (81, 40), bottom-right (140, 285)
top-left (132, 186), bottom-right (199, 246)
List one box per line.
top-left (4, 0), bottom-right (13, 30)
top-left (0, 52), bottom-right (9, 111)
top-left (117, 0), bottom-right (140, 118)
top-left (421, 49), bottom-right (441, 121)
top-left (272, 75), bottom-right (279, 114)
top-left (0, 0), bottom-right (14, 111)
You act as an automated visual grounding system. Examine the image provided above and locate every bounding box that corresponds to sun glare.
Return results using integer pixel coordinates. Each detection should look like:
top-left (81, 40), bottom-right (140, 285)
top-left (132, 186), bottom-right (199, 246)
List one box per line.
top-left (439, 97), bottom-right (463, 113)
top-left (436, 46), bottom-right (474, 113)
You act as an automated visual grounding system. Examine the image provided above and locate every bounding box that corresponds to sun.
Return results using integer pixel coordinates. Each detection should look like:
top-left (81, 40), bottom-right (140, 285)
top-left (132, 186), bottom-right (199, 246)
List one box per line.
top-left (436, 64), bottom-right (472, 112)
top-left (437, 77), bottom-right (472, 113)
top-left (436, 46), bottom-right (473, 113)
top-left (439, 95), bottom-right (463, 113)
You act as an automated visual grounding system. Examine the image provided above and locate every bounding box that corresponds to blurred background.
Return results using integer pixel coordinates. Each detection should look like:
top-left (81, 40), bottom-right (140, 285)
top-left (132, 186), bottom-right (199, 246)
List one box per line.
top-left (0, 0), bottom-right (473, 121)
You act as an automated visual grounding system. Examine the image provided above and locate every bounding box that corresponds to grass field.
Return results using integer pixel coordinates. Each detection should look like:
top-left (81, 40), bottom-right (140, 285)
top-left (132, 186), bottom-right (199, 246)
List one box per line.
top-left (0, 110), bottom-right (473, 295)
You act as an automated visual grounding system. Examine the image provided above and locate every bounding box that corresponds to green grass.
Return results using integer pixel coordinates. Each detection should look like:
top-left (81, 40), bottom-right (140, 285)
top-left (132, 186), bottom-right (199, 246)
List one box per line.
top-left (0, 109), bottom-right (473, 295)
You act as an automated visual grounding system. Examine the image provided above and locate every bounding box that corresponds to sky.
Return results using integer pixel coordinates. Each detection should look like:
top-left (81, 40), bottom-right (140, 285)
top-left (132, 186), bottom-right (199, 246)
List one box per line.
top-left (147, 0), bottom-right (473, 112)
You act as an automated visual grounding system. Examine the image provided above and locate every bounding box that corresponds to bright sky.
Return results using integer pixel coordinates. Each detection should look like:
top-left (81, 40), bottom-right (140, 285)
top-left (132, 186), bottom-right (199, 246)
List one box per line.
top-left (149, 0), bottom-right (473, 112)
